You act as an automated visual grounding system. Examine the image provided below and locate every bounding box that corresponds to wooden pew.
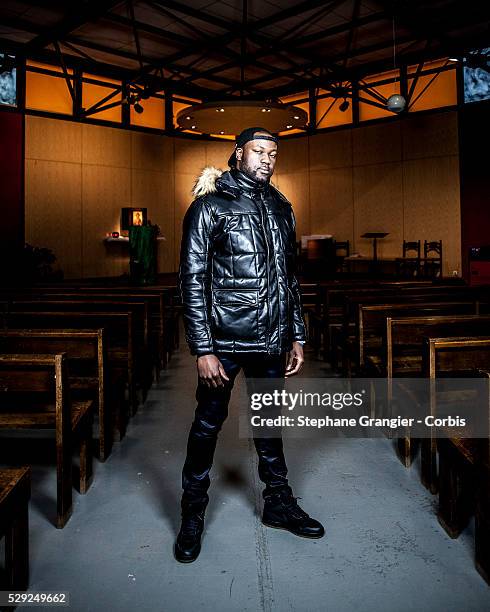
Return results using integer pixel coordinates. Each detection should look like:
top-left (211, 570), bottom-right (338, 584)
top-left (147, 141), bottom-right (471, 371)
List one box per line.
top-left (311, 282), bottom-right (481, 362)
top-left (383, 314), bottom-right (490, 378)
top-left (423, 337), bottom-right (490, 584)
top-left (354, 301), bottom-right (480, 376)
top-left (0, 467), bottom-right (30, 590)
top-left (0, 329), bottom-right (113, 462)
top-left (2, 311), bottom-right (137, 416)
top-left (9, 290), bottom-right (166, 374)
top-left (1, 285), bottom-right (170, 371)
top-left (332, 285), bottom-right (490, 370)
top-left (379, 315), bottom-right (490, 466)
top-left (0, 354), bottom-right (94, 528)
top-left (8, 300), bottom-right (151, 398)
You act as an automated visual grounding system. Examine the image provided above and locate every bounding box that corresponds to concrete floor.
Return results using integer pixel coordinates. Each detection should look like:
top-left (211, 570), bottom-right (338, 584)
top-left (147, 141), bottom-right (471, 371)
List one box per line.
top-left (2, 338), bottom-right (490, 612)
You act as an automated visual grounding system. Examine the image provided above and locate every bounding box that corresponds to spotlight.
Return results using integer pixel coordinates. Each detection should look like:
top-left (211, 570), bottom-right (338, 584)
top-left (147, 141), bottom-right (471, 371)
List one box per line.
top-left (219, 131), bottom-right (224, 134)
top-left (191, 125), bottom-right (196, 129)
top-left (339, 98), bottom-right (349, 112)
top-left (286, 124), bottom-right (293, 129)
top-left (293, 115), bottom-right (300, 119)
top-left (261, 107), bottom-right (271, 112)
top-left (185, 116), bottom-right (192, 120)
top-left (134, 102), bottom-right (144, 114)
top-left (215, 108), bottom-right (225, 112)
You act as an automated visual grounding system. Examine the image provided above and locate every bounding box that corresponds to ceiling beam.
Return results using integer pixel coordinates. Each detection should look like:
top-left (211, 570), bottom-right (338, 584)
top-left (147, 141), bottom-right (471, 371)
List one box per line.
top-left (24, 0), bottom-right (124, 52)
top-left (257, 26), bottom-right (490, 99)
top-left (223, 6), bottom-right (490, 92)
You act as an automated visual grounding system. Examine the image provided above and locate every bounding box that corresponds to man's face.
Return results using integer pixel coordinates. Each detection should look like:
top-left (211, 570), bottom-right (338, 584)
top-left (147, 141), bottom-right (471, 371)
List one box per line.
top-left (236, 133), bottom-right (278, 183)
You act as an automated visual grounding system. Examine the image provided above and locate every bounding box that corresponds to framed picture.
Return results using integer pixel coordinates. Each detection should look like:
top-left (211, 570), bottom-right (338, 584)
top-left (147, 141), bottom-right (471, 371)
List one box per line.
top-left (121, 207), bottom-right (147, 234)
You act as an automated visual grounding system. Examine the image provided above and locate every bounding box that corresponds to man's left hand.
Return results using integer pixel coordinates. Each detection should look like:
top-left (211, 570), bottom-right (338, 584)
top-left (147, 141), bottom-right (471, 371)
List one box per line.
top-left (285, 341), bottom-right (305, 377)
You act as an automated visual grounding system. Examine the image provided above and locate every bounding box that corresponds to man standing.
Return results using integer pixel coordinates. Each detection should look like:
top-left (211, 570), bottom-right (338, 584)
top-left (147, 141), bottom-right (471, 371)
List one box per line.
top-left (176, 127), bottom-right (324, 563)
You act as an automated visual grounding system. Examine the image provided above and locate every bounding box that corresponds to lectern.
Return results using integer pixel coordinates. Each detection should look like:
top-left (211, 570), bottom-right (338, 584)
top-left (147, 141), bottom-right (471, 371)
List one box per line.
top-left (361, 232), bottom-right (389, 263)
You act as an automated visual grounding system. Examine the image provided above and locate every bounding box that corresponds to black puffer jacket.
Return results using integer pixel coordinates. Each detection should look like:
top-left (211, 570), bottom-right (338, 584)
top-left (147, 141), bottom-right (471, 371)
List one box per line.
top-left (178, 166), bottom-right (307, 356)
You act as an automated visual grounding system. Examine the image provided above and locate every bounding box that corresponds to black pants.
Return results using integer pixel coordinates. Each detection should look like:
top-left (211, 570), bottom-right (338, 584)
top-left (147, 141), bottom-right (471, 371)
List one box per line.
top-left (181, 352), bottom-right (290, 505)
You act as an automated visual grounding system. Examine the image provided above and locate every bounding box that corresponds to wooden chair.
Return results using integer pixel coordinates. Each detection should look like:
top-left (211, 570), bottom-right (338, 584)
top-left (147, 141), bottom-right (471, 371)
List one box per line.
top-left (396, 240), bottom-right (421, 278)
top-left (0, 467), bottom-right (30, 590)
top-left (334, 240), bottom-right (350, 274)
top-left (0, 354), bottom-right (94, 528)
top-left (423, 240), bottom-right (443, 278)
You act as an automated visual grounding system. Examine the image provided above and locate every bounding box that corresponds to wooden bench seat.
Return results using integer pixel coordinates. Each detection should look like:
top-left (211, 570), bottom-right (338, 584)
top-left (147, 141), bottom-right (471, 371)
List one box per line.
top-left (0, 354), bottom-right (94, 528)
top-left (380, 315), bottom-right (490, 467)
top-left (2, 311), bottom-right (136, 416)
top-left (0, 329), bottom-right (115, 462)
top-left (0, 466), bottom-right (30, 590)
top-left (423, 339), bottom-right (490, 585)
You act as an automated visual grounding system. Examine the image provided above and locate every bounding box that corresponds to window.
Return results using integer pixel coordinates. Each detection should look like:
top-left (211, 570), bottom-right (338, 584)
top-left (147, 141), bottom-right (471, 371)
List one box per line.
top-left (408, 59), bottom-right (457, 111)
top-left (82, 74), bottom-right (122, 123)
top-left (359, 69), bottom-right (400, 121)
top-left (316, 85), bottom-right (353, 128)
top-left (130, 94), bottom-right (165, 129)
top-left (26, 61), bottom-right (73, 115)
top-left (0, 53), bottom-right (17, 107)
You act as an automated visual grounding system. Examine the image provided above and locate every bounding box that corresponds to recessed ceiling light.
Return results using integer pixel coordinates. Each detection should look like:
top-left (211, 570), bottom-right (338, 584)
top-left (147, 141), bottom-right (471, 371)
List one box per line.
top-left (261, 107), bottom-right (271, 112)
top-left (191, 125), bottom-right (196, 129)
top-left (186, 116), bottom-right (192, 120)
top-left (293, 115), bottom-right (300, 119)
top-left (215, 108), bottom-right (225, 112)
top-left (286, 124), bottom-right (292, 129)
top-left (219, 131), bottom-right (224, 134)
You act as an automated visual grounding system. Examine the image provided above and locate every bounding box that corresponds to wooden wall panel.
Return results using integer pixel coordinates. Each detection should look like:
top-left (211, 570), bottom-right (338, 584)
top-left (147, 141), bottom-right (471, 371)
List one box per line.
top-left (25, 159), bottom-right (82, 279)
top-left (174, 173), bottom-right (197, 270)
top-left (353, 122), bottom-right (402, 166)
top-left (131, 131), bottom-right (173, 172)
top-left (353, 162), bottom-right (404, 257)
top-left (82, 165), bottom-right (131, 278)
top-left (132, 169), bottom-right (175, 273)
top-left (309, 169), bottom-right (354, 243)
top-left (26, 116), bottom-right (81, 163)
top-left (274, 172), bottom-right (310, 238)
top-left (276, 137), bottom-right (309, 174)
top-left (402, 111), bottom-right (458, 159)
top-left (403, 156), bottom-right (461, 276)
top-left (82, 124), bottom-right (131, 168)
top-left (174, 138), bottom-right (206, 175)
top-left (25, 110), bottom-right (461, 278)
top-left (309, 130), bottom-right (352, 171)
top-left (204, 140), bottom-right (231, 169)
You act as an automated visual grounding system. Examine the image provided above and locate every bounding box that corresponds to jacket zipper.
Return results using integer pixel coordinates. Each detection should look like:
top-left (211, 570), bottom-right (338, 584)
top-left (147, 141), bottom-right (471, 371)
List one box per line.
top-left (262, 191), bottom-right (282, 353)
top-left (256, 194), bottom-right (271, 352)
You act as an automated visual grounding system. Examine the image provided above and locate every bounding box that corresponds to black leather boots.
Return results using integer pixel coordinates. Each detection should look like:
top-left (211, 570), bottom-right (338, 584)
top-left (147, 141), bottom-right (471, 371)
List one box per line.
top-left (174, 498), bottom-right (208, 563)
top-left (262, 487), bottom-right (325, 539)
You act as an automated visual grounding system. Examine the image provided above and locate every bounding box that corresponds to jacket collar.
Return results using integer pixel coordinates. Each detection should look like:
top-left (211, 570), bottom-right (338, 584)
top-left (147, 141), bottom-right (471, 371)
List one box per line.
top-left (192, 165), bottom-right (273, 200)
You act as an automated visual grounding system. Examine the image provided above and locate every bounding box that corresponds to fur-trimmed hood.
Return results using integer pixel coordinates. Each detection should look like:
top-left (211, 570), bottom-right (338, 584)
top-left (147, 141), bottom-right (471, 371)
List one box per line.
top-left (192, 166), bottom-right (224, 197)
top-left (191, 166), bottom-right (282, 201)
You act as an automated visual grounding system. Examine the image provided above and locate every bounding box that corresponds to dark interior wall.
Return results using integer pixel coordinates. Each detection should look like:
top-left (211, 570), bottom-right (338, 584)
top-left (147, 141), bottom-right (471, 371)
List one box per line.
top-left (0, 110), bottom-right (24, 257)
top-left (459, 99), bottom-right (490, 279)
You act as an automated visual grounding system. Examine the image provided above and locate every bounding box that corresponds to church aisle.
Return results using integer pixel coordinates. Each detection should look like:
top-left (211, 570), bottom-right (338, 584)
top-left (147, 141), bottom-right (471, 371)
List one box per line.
top-left (19, 341), bottom-right (490, 612)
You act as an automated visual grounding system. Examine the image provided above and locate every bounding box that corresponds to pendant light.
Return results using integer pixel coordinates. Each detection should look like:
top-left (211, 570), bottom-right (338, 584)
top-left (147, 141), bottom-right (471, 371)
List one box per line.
top-left (386, 14), bottom-right (406, 113)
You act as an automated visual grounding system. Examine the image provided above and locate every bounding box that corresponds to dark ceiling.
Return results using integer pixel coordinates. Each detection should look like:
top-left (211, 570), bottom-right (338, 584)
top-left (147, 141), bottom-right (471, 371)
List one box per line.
top-left (1, 0), bottom-right (490, 100)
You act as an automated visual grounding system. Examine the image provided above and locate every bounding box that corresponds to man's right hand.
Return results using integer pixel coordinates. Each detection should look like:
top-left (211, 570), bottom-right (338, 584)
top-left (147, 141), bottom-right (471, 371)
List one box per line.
top-left (197, 354), bottom-right (230, 388)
